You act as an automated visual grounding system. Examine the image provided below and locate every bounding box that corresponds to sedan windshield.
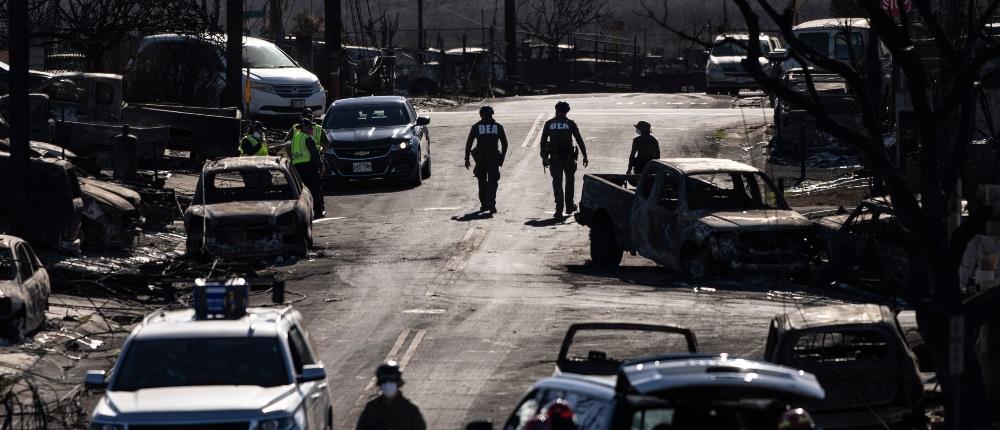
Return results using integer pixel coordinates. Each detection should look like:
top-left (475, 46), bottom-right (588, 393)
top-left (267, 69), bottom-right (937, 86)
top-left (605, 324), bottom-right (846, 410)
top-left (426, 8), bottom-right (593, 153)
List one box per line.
top-left (196, 168), bottom-right (297, 204)
top-left (685, 172), bottom-right (780, 211)
top-left (0, 249), bottom-right (15, 281)
top-left (112, 338), bottom-right (290, 390)
top-left (244, 43), bottom-right (297, 68)
top-left (323, 104), bottom-right (411, 129)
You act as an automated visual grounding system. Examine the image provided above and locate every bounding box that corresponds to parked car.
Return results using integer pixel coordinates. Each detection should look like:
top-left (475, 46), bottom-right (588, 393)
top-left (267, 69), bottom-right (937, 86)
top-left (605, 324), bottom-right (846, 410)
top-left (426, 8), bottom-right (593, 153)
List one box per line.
top-left (705, 34), bottom-right (781, 94)
top-left (185, 156), bottom-right (314, 260)
top-left (555, 322), bottom-right (698, 376)
top-left (322, 96), bottom-right (432, 186)
top-left (0, 151), bottom-right (83, 252)
top-left (0, 61), bottom-right (53, 95)
top-left (0, 235), bottom-right (50, 342)
top-left (128, 33), bottom-right (327, 120)
top-left (575, 158), bottom-right (812, 277)
top-left (764, 304), bottom-right (925, 429)
top-left (86, 288), bottom-right (333, 429)
top-left (812, 199), bottom-right (909, 290)
top-left (471, 354), bottom-right (824, 430)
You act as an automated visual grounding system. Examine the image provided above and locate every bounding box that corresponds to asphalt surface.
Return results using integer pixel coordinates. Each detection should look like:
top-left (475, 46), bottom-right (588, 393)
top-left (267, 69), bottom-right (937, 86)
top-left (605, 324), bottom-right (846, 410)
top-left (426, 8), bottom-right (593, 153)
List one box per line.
top-left (281, 92), bottom-right (850, 429)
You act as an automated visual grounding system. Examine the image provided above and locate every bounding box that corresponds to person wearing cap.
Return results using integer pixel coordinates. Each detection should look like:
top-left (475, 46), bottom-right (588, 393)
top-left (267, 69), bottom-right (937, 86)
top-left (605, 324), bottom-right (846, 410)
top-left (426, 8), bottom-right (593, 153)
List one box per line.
top-left (626, 120), bottom-right (659, 175)
top-left (291, 116), bottom-right (326, 218)
top-left (284, 108), bottom-right (327, 145)
top-left (240, 121), bottom-right (269, 156)
top-left (465, 105), bottom-right (509, 214)
top-left (540, 101), bottom-right (588, 218)
top-left (357, 361), bottom-right (426, 430)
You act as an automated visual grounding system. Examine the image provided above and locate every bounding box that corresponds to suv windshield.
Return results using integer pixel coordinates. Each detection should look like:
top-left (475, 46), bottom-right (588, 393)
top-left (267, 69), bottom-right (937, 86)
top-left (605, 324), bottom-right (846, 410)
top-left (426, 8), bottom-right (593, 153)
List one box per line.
top-left (323, 104), bottom-right (411, 129)
top-left (113, 338), bottom-right (289, 390)
top-left (711, 39), bottom-right (770, 56)
top-left (685, 172), bottom-right (780, 211)
top-left (196, 168), bottom-right (297, 204)
top-left (0, 248), bottom-right (15, 281)
top-left (244, 43), bottom-right (297, 68)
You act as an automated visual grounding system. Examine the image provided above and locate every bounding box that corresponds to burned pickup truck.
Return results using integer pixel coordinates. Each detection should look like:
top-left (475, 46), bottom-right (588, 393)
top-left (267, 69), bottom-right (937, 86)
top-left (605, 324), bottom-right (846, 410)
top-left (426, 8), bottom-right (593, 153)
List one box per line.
top-left (185, 157), bottom-right (314, 261)
top-left (772, 71), bottom-right (861, 154)
top-left (576, 158), bottom-right (812, 277)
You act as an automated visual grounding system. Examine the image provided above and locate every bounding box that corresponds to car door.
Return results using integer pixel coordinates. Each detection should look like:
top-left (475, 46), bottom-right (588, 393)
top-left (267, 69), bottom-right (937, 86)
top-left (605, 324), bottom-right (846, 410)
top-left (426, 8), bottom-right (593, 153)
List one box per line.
top-left (407, 102), bottom-right (429, 161)
top-left (288, 322), bottom-right (327, 428)
top-left (630, 165), bottom-right (678, 266)
top-left (14, 244), bottom-right (41, 331)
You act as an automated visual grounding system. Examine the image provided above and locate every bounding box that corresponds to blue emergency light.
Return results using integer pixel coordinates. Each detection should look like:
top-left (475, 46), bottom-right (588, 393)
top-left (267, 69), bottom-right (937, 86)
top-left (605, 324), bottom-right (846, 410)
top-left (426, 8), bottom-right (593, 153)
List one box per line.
top-left (193, 278), bottom-right (249, 319)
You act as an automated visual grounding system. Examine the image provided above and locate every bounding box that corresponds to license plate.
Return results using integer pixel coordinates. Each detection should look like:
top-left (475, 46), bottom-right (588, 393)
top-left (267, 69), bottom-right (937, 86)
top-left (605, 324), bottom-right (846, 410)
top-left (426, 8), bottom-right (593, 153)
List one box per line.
top-left (353, 162), bottom-right (373, 173)
top-left (291, 99), bottom-right (305, 108)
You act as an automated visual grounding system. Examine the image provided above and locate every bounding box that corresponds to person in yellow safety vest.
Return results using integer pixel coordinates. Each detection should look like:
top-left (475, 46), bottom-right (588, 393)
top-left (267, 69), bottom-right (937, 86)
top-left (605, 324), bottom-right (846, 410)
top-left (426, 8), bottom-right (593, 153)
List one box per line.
top-left (284, 108), bottom-right (327, 149)
top-left (240, 121), bottom-right (269, 156)
top-left (291, 117), bottom-right (325, 218)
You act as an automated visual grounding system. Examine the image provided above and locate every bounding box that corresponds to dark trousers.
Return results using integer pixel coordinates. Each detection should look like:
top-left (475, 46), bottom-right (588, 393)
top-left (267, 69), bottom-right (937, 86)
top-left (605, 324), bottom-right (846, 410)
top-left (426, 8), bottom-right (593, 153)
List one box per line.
top-left (295, 163), bottom-right (325, 217)
top-left (473, 160), bottom-right (501, 210)
top-left (549, 157), bottom-right (577, 212)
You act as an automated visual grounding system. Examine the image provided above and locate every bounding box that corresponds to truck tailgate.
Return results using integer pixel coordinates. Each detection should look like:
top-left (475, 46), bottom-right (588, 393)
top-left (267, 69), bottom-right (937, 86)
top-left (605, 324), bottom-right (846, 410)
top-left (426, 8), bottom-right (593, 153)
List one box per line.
top-left (578, 173), bottom-right (637, 249)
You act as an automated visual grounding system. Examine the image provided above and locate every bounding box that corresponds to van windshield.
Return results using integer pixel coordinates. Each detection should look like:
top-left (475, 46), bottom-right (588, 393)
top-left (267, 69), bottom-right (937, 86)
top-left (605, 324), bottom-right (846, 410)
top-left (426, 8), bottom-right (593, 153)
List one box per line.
top-left (244, 43), bottom-right (298, 68)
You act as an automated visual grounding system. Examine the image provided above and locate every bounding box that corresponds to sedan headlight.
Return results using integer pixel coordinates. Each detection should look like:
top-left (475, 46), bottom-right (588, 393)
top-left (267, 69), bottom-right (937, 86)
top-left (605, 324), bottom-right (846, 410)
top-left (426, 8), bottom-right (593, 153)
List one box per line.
top-left (251, 81), bottom-right (277, 93)
top-left (254, 416), bottom-right (297, 430)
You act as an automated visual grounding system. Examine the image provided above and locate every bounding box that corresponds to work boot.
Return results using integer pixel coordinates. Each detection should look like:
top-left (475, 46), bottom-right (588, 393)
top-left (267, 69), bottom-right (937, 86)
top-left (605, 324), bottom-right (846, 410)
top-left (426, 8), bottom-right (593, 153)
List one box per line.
top-left (480, 206), bottom-right (489, 213)
top-left (566, 203), bottom-right (578, 214)
top-left (489, 206), bottom-right (497, 214)
top-left (554, 207), bottom-right (563, 218)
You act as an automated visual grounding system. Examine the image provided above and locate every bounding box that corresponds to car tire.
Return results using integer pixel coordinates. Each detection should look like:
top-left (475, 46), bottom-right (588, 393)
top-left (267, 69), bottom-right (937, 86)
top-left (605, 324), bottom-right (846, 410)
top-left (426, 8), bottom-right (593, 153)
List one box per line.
top-left (325, 407), bottom-right (334, 430)
top-left (590, 217), bottom-right (623, 268)
top-left (409, 162), bottom-right (423, 187)
top-left (421, 155), bottom-right (432, 179)
top-left (681, 246), bottom-right (710, 279)
top-left (1, 313), bottom-right (26, 343)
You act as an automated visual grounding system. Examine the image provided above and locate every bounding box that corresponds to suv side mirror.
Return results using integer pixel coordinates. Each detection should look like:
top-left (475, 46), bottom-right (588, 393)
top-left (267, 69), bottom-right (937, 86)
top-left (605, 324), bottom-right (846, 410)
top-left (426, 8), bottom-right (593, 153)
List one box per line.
top-left (465, 420), bottom-right (494, 430)
top-left (767, 49), bottom-right (788, 62)
top-left (416, 116), bottom-right (430, 126)
top-left (298, 364), bottom-right (327, 383)
top-left (85, 370), bottom-right (107, 390)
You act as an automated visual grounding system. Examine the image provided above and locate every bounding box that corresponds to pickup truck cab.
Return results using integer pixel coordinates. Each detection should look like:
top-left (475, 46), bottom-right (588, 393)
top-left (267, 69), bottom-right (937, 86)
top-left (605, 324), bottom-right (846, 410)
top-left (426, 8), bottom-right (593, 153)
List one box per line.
top-left (576, 158), bottom-right (811, 277)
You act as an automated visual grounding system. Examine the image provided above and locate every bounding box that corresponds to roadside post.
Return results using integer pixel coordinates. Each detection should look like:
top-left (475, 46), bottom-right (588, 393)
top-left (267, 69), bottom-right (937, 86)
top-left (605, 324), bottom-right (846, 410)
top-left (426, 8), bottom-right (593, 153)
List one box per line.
top-left (8, 0), bottom-right (29, 237)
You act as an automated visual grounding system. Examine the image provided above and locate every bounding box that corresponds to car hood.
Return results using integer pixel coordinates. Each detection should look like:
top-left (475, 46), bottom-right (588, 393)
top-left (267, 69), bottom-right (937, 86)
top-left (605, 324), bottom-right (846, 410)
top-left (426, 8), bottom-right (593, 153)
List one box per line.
top-left (0, 280), bottom-right (23, 300)
top-left (103, 385), bottom-right (297, 415)
top-left (697, 210), bottom-right (811, 230)
top-left (188, 200), bottom-right (298, 221)
top-left (326, 125), bottom-right (414, 144)
top-left (79, 177), bottom-right (140, 211)
top-left (247, 67), bottom-right (319, 85)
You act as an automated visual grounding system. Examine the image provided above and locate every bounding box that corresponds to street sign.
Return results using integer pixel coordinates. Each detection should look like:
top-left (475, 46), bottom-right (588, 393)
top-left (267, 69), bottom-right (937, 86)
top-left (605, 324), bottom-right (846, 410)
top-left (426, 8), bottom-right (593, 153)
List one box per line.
top-left (881, 0), bottom-right (912, 17)
top-left (243, 9), bottom-right (265, 19)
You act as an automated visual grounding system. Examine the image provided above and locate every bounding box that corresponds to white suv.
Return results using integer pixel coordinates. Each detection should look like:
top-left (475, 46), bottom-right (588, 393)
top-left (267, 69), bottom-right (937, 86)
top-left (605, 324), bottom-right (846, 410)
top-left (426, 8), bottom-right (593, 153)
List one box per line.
top-left (705, 34), bottom-right (781, 94)
top-left (86, 295), bottom-right (332, 429)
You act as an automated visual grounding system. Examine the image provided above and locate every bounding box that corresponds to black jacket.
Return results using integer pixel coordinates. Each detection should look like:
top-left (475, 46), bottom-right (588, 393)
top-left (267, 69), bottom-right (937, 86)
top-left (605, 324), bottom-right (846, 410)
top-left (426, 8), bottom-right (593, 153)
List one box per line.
top-left (465, 119), bottom-right (509, 164)
top-left (540, 116), bottom-right (587, 161)
top-left (356, 395), bottom-right (427, 430)
top-left (628, 134), bottom-right (660, 172)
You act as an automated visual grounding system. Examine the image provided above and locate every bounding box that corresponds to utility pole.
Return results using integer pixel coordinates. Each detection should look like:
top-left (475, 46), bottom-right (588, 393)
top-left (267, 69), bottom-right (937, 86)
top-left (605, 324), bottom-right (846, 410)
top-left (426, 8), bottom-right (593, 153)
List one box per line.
top-left (325, 0), bottom-right (342, 103)
top-left (269, 0), bottom-right (284, 40)
top-left (8, 0), bottom-right (29, 237)
top-left (505, 0), bottom-right (517, 79)
top-left (226, 0), bottom-right (244, 108)
top-left (417, 0), bottom-right (424, 50)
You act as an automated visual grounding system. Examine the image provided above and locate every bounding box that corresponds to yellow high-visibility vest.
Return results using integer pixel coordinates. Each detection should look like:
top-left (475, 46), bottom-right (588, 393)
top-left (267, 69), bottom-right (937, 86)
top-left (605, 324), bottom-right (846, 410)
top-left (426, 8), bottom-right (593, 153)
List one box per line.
top-left (291, 131), bottom-right (314, 164)
top-left (240, 134), bottom-right (269, 156)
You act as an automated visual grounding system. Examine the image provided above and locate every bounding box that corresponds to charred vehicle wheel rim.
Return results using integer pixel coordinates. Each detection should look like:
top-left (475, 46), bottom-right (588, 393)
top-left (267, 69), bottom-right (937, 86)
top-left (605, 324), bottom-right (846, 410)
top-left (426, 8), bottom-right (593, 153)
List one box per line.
top-left (684, 253), bottom-right (707, 278)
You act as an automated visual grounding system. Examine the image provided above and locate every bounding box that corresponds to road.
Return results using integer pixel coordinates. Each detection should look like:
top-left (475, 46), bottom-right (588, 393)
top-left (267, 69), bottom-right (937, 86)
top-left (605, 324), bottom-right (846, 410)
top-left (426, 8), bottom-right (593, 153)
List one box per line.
top-left (282, 92), bottom-right (845, 428)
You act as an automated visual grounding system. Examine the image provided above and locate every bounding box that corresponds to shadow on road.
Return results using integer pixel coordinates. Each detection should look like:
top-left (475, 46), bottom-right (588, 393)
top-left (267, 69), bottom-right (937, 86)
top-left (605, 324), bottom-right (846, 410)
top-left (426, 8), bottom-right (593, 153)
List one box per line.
top-left (452, 211), bottom-right (494, 221)
top-left (323, 180), bottom-right (415, 196)
top-left (524, 216), bottom-right (569, 227)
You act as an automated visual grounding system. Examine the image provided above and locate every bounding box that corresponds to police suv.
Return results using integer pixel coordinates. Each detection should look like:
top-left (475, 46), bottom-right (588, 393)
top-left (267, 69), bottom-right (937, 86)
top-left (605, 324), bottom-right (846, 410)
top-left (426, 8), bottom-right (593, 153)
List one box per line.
top-left (86, 279), bottom-right (332, 430)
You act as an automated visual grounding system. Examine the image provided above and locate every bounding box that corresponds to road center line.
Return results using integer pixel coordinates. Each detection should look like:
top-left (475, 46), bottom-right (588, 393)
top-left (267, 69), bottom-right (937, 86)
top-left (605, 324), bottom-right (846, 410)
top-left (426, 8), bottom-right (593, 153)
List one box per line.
top-left (397, 329), bottom-right (426, 370)
top-left (520, 113), bottom-right (546, 148)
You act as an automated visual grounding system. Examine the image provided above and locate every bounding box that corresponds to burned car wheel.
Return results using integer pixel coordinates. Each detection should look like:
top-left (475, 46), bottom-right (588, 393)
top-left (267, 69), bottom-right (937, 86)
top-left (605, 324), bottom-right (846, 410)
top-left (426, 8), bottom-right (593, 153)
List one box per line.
top-left (681, 246), bottom-right (710, 279)
top-left (0, 314), bottom-right (26, 343)
top-left (590, 217), bottom-right (623, 268)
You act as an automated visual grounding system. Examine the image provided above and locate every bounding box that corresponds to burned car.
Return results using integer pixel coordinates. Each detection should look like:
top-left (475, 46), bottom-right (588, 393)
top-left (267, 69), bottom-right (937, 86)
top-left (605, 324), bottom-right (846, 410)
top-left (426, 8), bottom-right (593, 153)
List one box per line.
top-left (79, 176), bottom-right (142, 252)
top-left (0, 235), bottom-right (51, 342)
top-left (813, 199), bottom-right (909, 290)
top-left (764, 304), bottom-right (924, 429)
top-left (185, 157), bottom-right (313, 260)
top-left (0, 150), bottom-right (83, 252)
top-left (555, 322), bottom-right (699, 376)
top-left (577, 158), bottom-right (812, 277)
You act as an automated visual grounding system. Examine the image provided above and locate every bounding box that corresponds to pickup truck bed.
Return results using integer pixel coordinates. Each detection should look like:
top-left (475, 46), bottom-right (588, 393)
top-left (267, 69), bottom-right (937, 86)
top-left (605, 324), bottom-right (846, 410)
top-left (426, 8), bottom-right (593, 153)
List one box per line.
top-left (575, 173), bottom-right (639, 266)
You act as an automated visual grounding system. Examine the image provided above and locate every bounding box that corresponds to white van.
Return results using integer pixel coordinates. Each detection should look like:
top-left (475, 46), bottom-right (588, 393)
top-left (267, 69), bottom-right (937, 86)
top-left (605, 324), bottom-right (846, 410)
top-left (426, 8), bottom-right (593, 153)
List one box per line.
top-left (129, 34), bottom-right (327, 119)
top-left (705, 34), bottom-right (782, 94)
top-left (780, 18), bottom-right (891, 77)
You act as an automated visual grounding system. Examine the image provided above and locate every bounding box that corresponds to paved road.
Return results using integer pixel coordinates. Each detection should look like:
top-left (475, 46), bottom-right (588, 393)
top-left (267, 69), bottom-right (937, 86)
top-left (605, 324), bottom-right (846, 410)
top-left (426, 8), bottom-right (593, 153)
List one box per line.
top-left (287, 92), bottom-right (840, 428)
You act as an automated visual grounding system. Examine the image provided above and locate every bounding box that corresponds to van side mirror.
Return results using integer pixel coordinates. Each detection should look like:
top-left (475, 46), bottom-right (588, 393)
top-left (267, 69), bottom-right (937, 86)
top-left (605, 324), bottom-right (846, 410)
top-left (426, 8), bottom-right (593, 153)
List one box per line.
top-left (416, 116), bottom-right (430, 126)
top-left (465, 420), bottom-right (494, 430)
top-left (767, 49), bottom-right (789, 62)
top-left (298, 364), bottom-right (327, 383)
top-left (85, 370), bottom-right (107, 390)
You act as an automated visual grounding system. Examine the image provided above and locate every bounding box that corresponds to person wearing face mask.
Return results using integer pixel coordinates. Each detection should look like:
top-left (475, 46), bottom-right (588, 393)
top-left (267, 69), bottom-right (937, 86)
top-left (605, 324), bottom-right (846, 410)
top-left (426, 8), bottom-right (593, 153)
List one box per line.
top-left (240, 121), bottom-right (269, 156)
top-left (626, 121), bottom-right (659, 176)
top-left (357, 361), bottom-right (426, 430)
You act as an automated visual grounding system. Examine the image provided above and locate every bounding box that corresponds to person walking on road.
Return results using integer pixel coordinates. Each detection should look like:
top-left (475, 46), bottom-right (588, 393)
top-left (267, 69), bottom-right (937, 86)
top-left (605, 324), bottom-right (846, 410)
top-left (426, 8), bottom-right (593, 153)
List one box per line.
top-left (291, 117), bottom-right (326, 218)
top-left (357, 361), bottom-right (426, 430)
top-left (626, 121), bottom-right (659, 175)
top-left (465, 105), bottom-right (509, 214)
top-left (540, 101), bottom-right (588, 218)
